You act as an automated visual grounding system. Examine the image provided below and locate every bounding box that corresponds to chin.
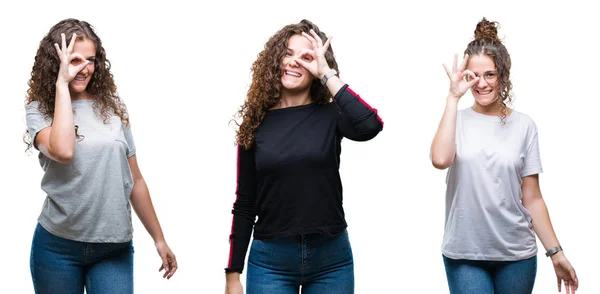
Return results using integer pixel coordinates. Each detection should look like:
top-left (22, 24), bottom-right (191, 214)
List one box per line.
top-left (281, 80), bottom-right (309, 92)
top-left (69, 83), bottom-right (89, 93)
top-left (475, 97), bottom-right (494, 106)
top-left (473, 91), bottom-right (499, 105)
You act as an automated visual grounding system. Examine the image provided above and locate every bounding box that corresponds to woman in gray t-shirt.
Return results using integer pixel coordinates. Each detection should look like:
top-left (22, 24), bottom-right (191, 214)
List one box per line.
top-left (430, 18), bottom-right (578, 294)
top-left (25, 19), bottom-right (177, 293)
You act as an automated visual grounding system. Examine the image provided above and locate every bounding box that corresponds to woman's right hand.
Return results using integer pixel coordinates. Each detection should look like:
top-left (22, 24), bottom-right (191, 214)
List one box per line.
top-left (54, 33), bottom-right (90, 85)
top-left (225, 273), bottom-right (244, 294)
top-left (443, 54), bottom-right (479, 99)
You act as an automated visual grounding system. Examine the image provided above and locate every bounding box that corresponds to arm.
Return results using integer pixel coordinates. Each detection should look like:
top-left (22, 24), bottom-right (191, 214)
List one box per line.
top-left (430, 54), bottom-right (479, 170)
top-left (35, 33), bottom-right (90, 163)
top-left (36, 83), bottom-right (76, 163)
top-left (294, 30), bottom-right (382, 141)
top-left (331, 83), bottom-right (383, 141)
top-left (521, 175), bottom-right (578, 293)
top-left (128, 155), bottom-right (177, 279)
top-left (430, 96), bottom-right (459, 169)
top-left (521, 175), bottom-right (561, 255)
top-left (225, 145), bottom-right (258, 287)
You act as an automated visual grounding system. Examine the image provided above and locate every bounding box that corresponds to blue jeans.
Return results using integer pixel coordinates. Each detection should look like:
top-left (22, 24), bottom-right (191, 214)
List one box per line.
top-left (246, 230), bottom-right (354, 294)
top-left (30, 223), bottom-right (134, 294)
top-left (443, 255), bottom-right (537, 294)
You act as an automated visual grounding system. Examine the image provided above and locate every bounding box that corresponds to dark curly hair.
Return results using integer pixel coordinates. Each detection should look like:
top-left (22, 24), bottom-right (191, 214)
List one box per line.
top-left (234, 19), bottom-right (339, 149)
top-left (465, 17), bottom-right (513, 123)
top-left (24, 18), bottom-right (128, 150)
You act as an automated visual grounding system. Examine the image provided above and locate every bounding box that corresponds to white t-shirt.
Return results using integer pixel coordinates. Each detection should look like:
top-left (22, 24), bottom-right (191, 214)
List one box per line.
top-left (442, 107), bottom-right (542, 261)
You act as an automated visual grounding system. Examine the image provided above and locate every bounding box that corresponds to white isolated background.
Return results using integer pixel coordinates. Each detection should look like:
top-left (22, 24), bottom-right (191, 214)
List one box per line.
top-left (1, 0), bottom-right (598, 293)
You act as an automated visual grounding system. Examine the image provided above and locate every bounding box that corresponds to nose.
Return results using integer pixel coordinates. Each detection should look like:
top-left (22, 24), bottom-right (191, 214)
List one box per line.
top-left (80, 62), bottom-right (93, 75)
top-left (288, 57), bottom-right (299, 67)
top-left (476, 76), bottom-right (488, 88)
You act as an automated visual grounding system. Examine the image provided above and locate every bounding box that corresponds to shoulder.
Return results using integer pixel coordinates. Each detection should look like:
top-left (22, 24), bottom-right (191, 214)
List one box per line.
top-left (510, 110), bottom-right (537, 129)
top-left (26, 101), bottom-right (41, 111)
top-left (509, 110), bottom-right (540, 142)
top-left (456, 107), bottom-right (473, 121)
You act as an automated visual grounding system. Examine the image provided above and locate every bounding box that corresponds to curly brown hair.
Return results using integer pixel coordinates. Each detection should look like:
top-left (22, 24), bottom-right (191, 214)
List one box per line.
top-left (465, 17), bottom-right (513, 123)
top-left (24, 18), bottom-right (128, 150)
top-left (234, 19), bottom-right (339, 149)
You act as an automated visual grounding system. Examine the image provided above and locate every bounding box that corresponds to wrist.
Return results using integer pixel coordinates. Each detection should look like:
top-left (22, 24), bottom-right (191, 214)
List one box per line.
top-left (154, 237), bottom-right (167, 246)
top-left (549, 248), bottom-right (565, 261)
top-left (56, 79), bottom-right (70, 87)
top-left (445, 96), bottom-right (460, 106)
top-left (447, 93), bottom-right (461, 101)
top-left (226, 272), bottom-right (240, 281)
top-left (320, 68), bottom-right (337, 86)
top-left (546, 245), bottom-right (563, 259)
top-left (318, 67), bottom-right (333, 79)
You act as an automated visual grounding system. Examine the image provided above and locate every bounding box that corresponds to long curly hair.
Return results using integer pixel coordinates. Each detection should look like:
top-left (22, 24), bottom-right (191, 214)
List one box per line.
top-left (465, 18), bottom-right (513, 123)
top-left (24, 18), bottom-right (128, 150)
top-left (235, 19), bottom-right (339, 149)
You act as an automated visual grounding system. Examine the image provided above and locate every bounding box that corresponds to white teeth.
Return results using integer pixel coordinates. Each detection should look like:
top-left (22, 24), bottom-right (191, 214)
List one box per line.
top-left (286, 71), bottom-right (301, 77)
top-left (478, 90), bottom-right (491, 95)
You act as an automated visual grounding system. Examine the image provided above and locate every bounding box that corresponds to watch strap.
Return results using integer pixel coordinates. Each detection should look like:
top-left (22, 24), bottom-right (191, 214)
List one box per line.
top-left (545, 245), bottom-right (563, 257)
top-left (320, 69), bottom-right (338, 86)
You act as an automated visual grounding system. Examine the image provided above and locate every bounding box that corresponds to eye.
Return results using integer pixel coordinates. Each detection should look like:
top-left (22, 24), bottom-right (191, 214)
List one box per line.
top-left (485, 72), bottom-right (497, 78)
top-left (87, 58), bottom-right (96, 63)
top-left (285, 51), bottom-right (293, 56)
top-left (302, 55), bottom-right (313, 62)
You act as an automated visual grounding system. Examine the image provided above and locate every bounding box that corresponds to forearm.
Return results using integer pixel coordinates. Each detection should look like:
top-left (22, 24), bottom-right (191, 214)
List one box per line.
top-left (332, 83), bottom-right (383, 141)
top-left (323, 75), bottom-right (345, 96)
top-left (526, 197), bottom-right (560, 251)
top-left (226, 213), bottom-right (255, 273)
top-left (431, 96), bottom-right (459, 169)
top-left (130, 178), bottom-right (166, 244)
top-left (48, 83), bottom-right (76, 159)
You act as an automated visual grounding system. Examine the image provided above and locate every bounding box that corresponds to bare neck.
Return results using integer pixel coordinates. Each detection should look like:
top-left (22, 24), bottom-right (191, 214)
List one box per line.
top-left (471, 101), bottom-right (508, 116)
top-left (276, 88), bottom-right (312, 109)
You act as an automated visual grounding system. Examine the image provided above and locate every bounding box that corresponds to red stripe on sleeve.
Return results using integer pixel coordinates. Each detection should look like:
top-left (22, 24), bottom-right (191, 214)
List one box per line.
top-left (227, 146), bottom-right (241, 268)
top-left (346, 87), bottom-right (384, 126)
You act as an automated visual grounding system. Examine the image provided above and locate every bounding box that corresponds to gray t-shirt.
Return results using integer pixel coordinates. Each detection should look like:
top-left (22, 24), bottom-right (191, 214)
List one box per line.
top-left (26, 100), bottom-right (136, 243)
top-left (442, 107), bottom-right (542, 261)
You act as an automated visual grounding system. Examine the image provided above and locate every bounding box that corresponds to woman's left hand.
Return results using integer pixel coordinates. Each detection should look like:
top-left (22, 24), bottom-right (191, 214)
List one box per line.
top-left (156, 241), bottom-right (178, 279)
top-left (552, 252), bottom-right (578, 293)
top-left (295, 29), bottom-right (332, 79)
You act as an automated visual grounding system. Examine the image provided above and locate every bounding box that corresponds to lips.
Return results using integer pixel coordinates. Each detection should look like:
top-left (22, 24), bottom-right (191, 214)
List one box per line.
top-left (476, 89), bottom-right (492, 95)
top-left (74, 75), bottom-right (87, 82)
top-left (285, 70), bottom-right (301, 77)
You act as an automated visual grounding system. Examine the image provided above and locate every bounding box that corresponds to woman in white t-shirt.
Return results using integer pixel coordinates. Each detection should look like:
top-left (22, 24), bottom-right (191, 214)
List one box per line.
top-left (25, 19), bottom-right (177, 293)
top-left (430, 18), bottom-right (578, 294)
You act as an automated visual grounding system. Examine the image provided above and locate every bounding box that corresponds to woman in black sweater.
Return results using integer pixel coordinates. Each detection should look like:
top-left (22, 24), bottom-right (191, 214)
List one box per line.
top-left (225, 20), bottom-right (383, 294)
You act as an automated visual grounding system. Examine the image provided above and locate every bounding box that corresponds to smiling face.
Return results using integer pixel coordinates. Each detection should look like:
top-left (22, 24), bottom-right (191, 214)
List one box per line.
top-left (280, 34), bottom-right (315, 93)
top-left (467, 54), bottom-right (500, 108)
top-left (69, 38), bottom-right (96, 97)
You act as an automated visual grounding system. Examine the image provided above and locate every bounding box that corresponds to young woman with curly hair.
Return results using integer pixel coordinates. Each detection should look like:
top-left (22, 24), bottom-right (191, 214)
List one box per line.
top-left (430, 18), bottom-right (578, 294)
top-left (25, 19), bottom-right (177, 293)
top-left (224, 19), bottom-right (383, 294)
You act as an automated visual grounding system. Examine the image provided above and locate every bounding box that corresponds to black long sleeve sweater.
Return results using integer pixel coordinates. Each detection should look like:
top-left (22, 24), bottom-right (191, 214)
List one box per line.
top-left (226, 84), bottom-right (383, 273)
